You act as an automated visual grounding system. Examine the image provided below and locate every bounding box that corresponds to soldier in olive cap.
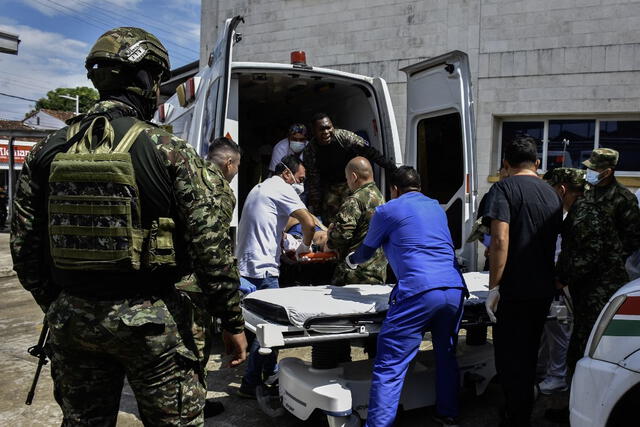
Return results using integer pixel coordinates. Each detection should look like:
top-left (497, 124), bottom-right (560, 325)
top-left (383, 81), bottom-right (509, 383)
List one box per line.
top-left (543, 167), bottom-right (629, 422)
top-left (583, 148), bottom-right (640, 260)
top-left (11, 27), bottom-right (247, 425)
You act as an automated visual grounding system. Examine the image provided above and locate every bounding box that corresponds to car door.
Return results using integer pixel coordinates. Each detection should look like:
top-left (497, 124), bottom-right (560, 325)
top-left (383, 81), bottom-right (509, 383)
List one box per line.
top-left (401, 51), bottom-right (478, 271)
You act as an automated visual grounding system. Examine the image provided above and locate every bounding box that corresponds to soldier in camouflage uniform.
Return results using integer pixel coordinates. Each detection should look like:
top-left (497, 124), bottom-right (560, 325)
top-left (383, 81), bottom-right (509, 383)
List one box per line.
top-left (11, 28), bottom-right (246, 426)
top-left (583, 148), bottom-right (640, 260)
top-left (175, 137), bottom-right (241, 417)
top-left (326, 157), bottom-right (387, 285)
top-left (545, 168), bottom-right (629, 374)
top-left (303, 113), bottom-right (396, 224)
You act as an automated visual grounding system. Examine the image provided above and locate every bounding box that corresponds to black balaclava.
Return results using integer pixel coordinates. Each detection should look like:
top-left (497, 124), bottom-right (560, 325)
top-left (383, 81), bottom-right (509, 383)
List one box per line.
top-left (94, 65), bottom-right (160, 121)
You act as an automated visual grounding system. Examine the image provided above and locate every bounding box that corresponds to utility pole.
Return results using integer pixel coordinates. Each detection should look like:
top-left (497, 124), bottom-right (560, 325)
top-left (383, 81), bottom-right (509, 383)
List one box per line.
top-left (59, 94), bottom-right (79, 115)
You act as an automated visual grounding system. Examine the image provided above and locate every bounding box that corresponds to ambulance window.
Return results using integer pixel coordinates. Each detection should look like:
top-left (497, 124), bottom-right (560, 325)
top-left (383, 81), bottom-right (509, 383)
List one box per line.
top-left (170, 111), bottom-right (193, 141)
top-left (202, 78), bottom-right (220, 157)
top-left (416, 112), bottom-right (464, 204)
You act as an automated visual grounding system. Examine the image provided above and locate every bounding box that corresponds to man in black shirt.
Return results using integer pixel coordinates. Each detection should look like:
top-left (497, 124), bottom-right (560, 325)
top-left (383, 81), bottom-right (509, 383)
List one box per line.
top-left (302, 113), bottom-right (396, 224)
top-left (484, 136), bottom-right (563, 427)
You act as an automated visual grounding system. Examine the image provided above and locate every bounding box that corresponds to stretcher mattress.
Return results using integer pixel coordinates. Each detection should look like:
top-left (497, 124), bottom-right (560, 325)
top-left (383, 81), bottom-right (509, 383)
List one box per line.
top-left (242, 272), bottom-right (490, 329)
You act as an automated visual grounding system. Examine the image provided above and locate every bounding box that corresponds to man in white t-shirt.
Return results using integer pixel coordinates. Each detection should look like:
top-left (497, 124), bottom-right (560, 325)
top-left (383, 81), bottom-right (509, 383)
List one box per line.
top-left (236, 154), bottom-right (315, 398)
top-left (268, 123), bottom-right (308, 174)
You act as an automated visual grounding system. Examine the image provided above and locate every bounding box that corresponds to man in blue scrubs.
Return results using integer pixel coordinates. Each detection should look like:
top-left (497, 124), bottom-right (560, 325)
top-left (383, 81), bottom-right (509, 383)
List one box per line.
top-left (347, 166), bottom-right (466, 427)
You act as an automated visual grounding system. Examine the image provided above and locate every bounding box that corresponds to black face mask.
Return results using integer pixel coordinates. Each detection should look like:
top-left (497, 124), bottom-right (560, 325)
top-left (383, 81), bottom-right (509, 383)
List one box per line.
top-left (95, 66), bottom-right (160, 121)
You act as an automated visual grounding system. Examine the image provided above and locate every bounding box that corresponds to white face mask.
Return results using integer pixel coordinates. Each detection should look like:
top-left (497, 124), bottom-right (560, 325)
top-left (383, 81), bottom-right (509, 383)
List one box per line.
top-left (289, 140), bottom-right (307, 154)
top-left (585, 169), bottom-right (601, 185)
top-left (292, 183), bottom-right (305, 195)
top-left (280, 161), bottom-right (304, 195)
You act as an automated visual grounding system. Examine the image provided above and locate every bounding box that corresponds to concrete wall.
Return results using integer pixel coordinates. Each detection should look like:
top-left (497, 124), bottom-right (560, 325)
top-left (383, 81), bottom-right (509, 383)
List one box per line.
top-left (201, 0), bottom-right (640, 194)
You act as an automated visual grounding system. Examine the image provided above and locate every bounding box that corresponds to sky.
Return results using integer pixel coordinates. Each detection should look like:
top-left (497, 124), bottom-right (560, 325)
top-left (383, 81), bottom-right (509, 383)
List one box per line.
top-left (0, 0), bottom-right (200, 120)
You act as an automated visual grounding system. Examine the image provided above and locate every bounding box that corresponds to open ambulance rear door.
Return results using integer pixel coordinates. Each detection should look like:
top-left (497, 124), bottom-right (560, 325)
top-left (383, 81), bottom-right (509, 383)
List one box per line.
top-left (401, 51), bottom-right (478, 271)
top-left (188, 15), bottom-right (243, 157)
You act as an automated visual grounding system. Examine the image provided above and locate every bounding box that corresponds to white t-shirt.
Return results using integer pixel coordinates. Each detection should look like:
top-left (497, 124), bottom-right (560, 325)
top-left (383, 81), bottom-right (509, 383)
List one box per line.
top-left (236, 175), bottom-right (307, 278)
top-left (268, 138), bottom-right (305, 172)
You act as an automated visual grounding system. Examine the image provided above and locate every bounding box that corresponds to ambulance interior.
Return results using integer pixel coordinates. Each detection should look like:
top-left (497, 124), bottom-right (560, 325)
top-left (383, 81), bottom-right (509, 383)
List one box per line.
top-left (232, 68), bottom-right (386, 211)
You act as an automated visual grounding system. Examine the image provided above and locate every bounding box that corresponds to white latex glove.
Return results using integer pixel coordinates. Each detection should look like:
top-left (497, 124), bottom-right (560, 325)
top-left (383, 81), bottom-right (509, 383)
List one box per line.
top-left (295, 242), bottom-right (312, 260)
top-left (345, 251), bottom-right (358, 270)
top-left (485, 286), bottom-right (500, 323)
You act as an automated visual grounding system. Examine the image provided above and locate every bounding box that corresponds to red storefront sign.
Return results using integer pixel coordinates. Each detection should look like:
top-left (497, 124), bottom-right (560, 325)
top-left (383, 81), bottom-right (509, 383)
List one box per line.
top-left (0, 141), bottom-right (35, 165)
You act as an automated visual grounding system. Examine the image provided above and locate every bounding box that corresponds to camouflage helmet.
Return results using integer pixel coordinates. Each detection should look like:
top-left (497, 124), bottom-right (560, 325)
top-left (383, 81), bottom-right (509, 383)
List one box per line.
top-left (86, 27), bottom-right (170, 82)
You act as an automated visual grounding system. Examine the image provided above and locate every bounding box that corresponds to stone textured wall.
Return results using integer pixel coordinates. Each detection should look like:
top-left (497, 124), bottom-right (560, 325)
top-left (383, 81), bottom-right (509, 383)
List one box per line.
top-left (201, 0), bottom-right (640, 193)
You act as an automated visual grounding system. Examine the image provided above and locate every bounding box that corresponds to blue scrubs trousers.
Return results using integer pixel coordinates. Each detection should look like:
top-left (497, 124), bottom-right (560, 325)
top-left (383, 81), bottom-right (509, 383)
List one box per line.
top-left (365, 287), bottom-right (465, 427)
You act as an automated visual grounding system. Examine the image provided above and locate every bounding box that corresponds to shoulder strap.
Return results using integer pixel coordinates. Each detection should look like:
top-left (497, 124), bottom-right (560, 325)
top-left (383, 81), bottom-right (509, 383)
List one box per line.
top-left (67, 116), bottom-right (115, 154)
top-left (114, 121), bottom-right (152, 154)
top-left (66, 122), bottom-right (81, 140)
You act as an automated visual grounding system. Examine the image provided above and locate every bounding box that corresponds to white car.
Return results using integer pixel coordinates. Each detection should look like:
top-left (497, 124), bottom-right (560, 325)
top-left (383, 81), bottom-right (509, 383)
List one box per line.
top-left (570, 277), bottom-right (640, 426)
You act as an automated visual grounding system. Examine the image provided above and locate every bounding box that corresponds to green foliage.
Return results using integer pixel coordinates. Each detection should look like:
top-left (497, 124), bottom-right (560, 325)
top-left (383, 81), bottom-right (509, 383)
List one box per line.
top-left (33, 87), bottom-right (98, 114)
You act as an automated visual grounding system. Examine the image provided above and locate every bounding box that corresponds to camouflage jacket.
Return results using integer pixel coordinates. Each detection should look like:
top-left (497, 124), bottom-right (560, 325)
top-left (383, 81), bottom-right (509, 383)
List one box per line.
top-left (303, 129), bottom-right (395, 215)
top-left (556, 197), bottom-right (629, 293)
top-left (11, 100), bottom-right (244, 333)
top-left (584, 178), bottom-right (640, 260)
top-left (328, 181), bottom-right (387, 285)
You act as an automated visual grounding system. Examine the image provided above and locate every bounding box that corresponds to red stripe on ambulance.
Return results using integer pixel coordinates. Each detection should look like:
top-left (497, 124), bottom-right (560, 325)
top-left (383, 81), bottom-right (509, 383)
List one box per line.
top-left (617, 296), bottom-right (640, 315)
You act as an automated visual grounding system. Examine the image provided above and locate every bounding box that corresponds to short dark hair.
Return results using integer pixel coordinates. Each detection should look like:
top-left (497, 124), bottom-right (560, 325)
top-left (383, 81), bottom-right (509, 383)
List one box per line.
top-left (391, 166), bottom-right (421, 191)
top-left (311, 112), bottom-right (330, 125)
top-left (274, 154), bottom-right (302, 175)
top-left (208, 137), bottom-right (241, 162)
top-left (504, 136), bottom-right (538, 168)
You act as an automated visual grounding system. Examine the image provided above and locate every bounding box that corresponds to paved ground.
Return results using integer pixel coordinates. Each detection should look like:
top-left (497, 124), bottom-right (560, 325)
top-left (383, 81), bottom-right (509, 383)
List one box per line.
top-left (0, 231), bottom-right (569, 426)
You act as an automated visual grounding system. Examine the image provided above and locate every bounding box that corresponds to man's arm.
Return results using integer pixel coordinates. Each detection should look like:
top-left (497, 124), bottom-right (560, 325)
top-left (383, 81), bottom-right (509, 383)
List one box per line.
top-left (326, 197), bottom-right (360, 255)
top-left (290, 208), bottom-right (315, 247)
top-left (11, 138), bottom-right (58, 313)
top-left (349, 208), bottom-right (387, 265)
top-left (489, 219), bottom-right (509, 289)
top-left (338, 130), bottom-right (397, 172)
top-left (151, 129), bottom-right (244, 334)
top-left (618, 193), bottom-right (640, 259)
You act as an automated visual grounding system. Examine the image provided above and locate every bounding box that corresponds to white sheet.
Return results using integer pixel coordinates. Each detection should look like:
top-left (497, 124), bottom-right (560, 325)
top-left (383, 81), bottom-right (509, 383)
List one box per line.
top-left (243, 272), bottom-right (490, 328)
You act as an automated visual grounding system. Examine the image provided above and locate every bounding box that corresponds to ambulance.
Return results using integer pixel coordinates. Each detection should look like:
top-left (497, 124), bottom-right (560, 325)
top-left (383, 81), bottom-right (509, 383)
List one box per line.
top-left (155, 15), bottom-right (479, 272)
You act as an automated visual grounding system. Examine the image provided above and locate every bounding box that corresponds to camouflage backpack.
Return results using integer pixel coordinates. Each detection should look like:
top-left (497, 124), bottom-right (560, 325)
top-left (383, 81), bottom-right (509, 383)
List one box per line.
top-left (48, 116), bottom-right (176, 271)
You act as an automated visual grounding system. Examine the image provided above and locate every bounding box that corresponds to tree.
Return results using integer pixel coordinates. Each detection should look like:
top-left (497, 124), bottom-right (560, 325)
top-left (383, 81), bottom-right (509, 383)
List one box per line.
top-left (32, 87), bottom-right (98, 114)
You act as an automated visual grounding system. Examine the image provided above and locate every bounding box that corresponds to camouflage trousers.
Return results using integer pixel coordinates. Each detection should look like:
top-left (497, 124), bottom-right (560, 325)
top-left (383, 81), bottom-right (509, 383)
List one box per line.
top-left (183, 291), bottom-right (214, 374)
top-left (46, 290), bottom-right (205, 427)
top-left (175, 274), bottom-right (214, 376)
top-left (322, 182), bottom-right (351, 225)
top-left (567, 284), bottom-right (621, 375)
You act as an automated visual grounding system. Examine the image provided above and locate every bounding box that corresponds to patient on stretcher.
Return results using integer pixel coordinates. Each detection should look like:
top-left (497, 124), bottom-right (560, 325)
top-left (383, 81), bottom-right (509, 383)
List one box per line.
top-left (281, 215), bottom-right (337, 263)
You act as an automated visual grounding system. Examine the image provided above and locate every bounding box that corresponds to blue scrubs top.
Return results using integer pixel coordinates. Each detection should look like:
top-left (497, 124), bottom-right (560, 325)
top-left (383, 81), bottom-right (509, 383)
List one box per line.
top-left (359, 191), bottom-right (465, 302)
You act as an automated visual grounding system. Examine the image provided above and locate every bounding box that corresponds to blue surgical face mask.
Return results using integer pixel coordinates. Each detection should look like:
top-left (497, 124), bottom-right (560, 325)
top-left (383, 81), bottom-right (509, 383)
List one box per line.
top-left (289, 140), bottom-right (307, 154)
top-left (585, 169), bottom-right (601, 185)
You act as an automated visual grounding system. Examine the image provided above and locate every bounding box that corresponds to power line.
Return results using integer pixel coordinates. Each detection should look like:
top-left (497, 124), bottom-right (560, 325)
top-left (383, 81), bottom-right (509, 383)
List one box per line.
top-left (0, 78), bottom-right (50, 93)
top-left (0, 77), bottom-right (51, 92)
top-left (41, 0), bottom-right (196, 62)
top-left (0, 92), bottom-right (39, 102)
top-left (71, 0), bottom-right (199, 54)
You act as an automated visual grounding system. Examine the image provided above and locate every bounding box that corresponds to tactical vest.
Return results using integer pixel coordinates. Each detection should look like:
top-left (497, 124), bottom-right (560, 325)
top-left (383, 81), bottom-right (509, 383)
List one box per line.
top-left (48, 116), bottom-right (176, 272)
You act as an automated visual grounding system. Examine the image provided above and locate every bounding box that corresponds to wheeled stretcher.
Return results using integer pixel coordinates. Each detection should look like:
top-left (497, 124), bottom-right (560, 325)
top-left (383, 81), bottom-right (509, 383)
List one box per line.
top-left (242, 272), bottom-right (496, 427)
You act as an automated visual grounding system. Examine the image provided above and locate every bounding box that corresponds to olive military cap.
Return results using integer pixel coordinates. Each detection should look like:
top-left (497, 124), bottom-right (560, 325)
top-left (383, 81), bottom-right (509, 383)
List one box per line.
top-left (582, 148), bottom-right (619, 170)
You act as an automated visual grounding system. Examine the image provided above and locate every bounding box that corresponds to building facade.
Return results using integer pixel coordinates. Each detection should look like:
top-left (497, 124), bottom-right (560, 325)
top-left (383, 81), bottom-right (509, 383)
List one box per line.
top-left (201, 0), bottom-right (640, 193)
